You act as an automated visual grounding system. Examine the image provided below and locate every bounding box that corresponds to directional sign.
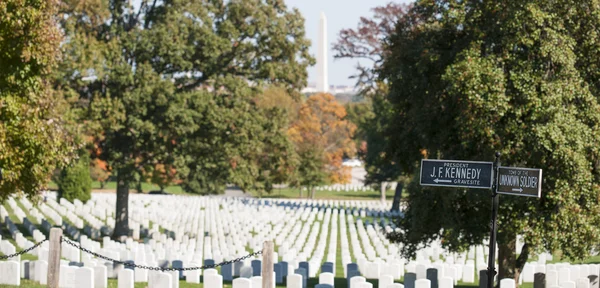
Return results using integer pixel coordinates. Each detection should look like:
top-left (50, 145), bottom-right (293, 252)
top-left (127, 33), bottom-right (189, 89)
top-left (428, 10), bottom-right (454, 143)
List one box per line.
top-left (420, 159), bottom-right (494, 189)
top-left (496, 166), bottom-right (542, 197)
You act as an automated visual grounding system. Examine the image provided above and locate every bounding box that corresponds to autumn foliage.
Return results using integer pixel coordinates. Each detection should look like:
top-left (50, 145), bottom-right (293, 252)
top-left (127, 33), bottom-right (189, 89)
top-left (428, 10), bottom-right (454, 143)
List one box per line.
top-left (289, 93), bottom-right (356, 184)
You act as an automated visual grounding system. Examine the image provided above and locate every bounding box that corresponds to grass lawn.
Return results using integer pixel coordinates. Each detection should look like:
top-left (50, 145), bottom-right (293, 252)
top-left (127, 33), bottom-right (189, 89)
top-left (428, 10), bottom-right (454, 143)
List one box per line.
top-left (46, 181), bottom-right (187, 195)
top-left (0, 278), bottom-right (496, 288)
top-left (257, 187), bottom-right (400, 201)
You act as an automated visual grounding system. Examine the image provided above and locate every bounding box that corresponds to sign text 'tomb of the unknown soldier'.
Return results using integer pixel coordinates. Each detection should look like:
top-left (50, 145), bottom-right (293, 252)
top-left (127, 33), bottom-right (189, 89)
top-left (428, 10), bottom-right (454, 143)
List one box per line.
top-left (420, 159), bottom-right (494, 189)
top-left (496, 166), bottom-right (542, 197)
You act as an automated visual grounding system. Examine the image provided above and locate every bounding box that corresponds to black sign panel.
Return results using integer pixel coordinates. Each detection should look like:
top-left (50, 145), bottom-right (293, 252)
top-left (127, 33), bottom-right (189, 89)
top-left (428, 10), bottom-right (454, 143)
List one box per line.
top-left (420, 159), bottom-right (494, 189)
top-left (496, 167), bottom-right (542, 197)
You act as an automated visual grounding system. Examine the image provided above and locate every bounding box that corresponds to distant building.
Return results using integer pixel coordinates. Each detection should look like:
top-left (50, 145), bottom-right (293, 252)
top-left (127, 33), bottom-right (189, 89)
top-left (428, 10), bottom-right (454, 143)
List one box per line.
top-left (301, 83), bottom-right (357, 95)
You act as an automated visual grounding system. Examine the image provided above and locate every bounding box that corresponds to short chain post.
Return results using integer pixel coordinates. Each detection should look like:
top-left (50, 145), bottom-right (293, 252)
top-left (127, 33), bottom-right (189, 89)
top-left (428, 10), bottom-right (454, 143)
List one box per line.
top-left (48, 228), bottom-right (63, 288)
top-left (262, 241), bottom-right (274, 288)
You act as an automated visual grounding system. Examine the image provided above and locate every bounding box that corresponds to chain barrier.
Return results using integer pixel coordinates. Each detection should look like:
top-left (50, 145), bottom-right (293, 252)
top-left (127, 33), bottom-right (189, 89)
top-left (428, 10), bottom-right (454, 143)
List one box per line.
top-left (61, 236), bottom-right (262, 271)
top-left (0, 239), bottom-right (48, 260)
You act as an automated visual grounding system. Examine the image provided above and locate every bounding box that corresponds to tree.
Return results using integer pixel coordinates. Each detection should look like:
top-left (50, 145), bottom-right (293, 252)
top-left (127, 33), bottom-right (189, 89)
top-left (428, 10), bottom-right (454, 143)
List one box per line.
top-left (144, 164), bottom-right (178, 192)
top-left (334, 3), bottom-right (411, 202)
top-left (333, 2), bottom-right (410, 93)
top-left (344, 102), bottom-right (374, 155)
top-left (55, 1), bottom-right (198, 240)
top-left (183, 80), bottom-right (299, 197)
top-left (0, 0), bottom-right (77, 202)
top-left (288, 93), bottom-right (357, 197)
top-left (88, 135), bottom-right (111, 189)
top-left (90, 159), bottom-right (111, 189)
top-left (58, 0), bottom-right (312, 239)
top-left (56, 152), bottom-right (92, 203)
top-left (380, 0), bottom-right (600, 284)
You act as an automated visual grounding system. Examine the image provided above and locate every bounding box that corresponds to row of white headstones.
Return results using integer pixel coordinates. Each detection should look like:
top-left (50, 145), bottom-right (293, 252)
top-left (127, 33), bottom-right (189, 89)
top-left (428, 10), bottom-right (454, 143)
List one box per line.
top-left (0, 192), bottom-right (593, 288)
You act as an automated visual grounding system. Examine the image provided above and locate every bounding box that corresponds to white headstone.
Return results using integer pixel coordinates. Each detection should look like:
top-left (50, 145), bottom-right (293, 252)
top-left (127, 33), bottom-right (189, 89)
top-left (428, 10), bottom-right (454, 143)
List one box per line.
top-left (154, 272), bottom-right (173, 288)
top-left (577, 278), bottom-right (591, 288)
top-left (204, 274), bottom-right (223, 288)
top-left (232, 277), bottom-right (252, 288)
top-left (547, 270), bottom-right (559, 287)
top-left (37, 260), bottom-right (48, 285)
top-left (561, 281), bottom-right (577, 288)
top-left (134, 266), bottom-right (148, 283)
top-left (117, 269), bottom-right (134, 288)
top-left (186, 269), bottom-right (200, 284)
top-left (560, 268), bottom-right (572, 282)
top-left (319, 272), bottom-right (334, 285)
top-left (287, 273), bottom-right (303, 288)
top-left (1, 261), bottom-right (20, 286)
top-left (379, 274), bottom-right (394, 288)
top-left (251, 276), bottom-right (262, 288)
top-left (571, 267), bottom-right (581, 283)
top-left (500, 278), bottom-right (516, 288)
top-left (74, 267), bottom-right (94, 288)
top-left (416, 279), bottom-right (432, 288)
top-left (417, 264), bottom-right (428, 280)
top-left (169, 270), bottom-right (179, 288)
top-left (462, 264), bottom-right (475, 283)
top-left (351, 276), bottom-right (367, 288)
top-left (93, 265), bottom-right (107, 288)
top-left (439, 277), bottom-right (454, 288)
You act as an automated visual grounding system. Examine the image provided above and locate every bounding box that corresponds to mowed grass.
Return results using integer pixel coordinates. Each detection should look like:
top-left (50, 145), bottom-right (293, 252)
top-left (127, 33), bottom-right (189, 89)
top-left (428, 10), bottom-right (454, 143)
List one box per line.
top-left (46, 181), bottom-right (187, 195)
top-left (0, 279), bottom-right (507, 288)
top-left (258, 187), bottom-right (399, 200)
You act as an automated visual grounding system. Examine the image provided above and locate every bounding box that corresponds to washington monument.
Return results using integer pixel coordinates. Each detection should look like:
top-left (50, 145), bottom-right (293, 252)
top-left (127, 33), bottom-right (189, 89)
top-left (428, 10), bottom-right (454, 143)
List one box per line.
top-left (316, 12), bottom-right (328, 93)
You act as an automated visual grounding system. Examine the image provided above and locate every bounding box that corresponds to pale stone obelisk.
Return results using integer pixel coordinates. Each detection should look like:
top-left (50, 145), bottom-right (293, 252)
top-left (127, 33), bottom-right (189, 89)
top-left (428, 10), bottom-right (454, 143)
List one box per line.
top-left (316, 12), bottom-right (328, 93)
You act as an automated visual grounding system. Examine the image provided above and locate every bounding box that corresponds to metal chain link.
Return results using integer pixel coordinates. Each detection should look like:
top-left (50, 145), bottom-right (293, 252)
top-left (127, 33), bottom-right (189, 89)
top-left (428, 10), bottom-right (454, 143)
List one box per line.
top-left (61, 236), bottom-right (262, 271)
top-left (0, 239), bottom-right (47, 260)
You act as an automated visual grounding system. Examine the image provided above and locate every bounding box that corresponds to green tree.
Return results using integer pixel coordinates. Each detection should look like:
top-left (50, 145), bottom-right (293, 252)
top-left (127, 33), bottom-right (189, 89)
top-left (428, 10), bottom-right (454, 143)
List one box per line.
top-left (56, 0), bottom-right (312, 239)
top-left (183, 80), bottom-right (299, 196)
top-left (0, 0), bottom-right (77, 202)
top-left (380, 0), bottom-right (600, 283)
top-left (56, 152), bottom-right (92, 203)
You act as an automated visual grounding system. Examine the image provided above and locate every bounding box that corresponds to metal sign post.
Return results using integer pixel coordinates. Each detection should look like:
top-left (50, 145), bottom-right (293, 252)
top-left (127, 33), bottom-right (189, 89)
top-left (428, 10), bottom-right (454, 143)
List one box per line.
top-left (419, 152), bottom-right (542, 288)
top-left (486, 152), bottom-right (501, 288)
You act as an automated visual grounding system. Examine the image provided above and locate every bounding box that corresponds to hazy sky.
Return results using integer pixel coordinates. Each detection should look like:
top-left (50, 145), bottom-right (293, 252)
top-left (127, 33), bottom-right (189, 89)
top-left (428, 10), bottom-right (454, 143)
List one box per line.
top-left (284, 0), bottom-right (411, 87)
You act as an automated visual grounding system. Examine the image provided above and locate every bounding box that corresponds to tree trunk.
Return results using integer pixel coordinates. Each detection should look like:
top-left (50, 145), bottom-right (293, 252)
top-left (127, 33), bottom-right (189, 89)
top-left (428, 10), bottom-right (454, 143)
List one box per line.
top-left (299, 188), bottom-right (303, 198)
top-left (112, 172), bottom-right (130, 242)
top-left (100, 181), bottom-right (105, 189)
top-left (380, 182), bottom-right (387, 202)
top-left (310, 187), bottom-right (315, 199)
top-left (497, 237), bottom-right (529, 288)
top-left (391, 182), bottom-right (403, 211)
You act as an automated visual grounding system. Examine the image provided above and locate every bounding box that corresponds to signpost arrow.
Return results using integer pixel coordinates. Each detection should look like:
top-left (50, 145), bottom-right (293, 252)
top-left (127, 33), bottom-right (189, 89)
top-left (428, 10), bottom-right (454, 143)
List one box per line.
top-left (420, 159), bottom-right (493, 189)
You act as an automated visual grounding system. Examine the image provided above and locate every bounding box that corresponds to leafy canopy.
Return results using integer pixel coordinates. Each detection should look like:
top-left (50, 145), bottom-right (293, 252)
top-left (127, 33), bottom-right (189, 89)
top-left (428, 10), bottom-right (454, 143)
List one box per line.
top-left (380, 0), bottom-right (600, 278)
top-left (0, 0), bottom-right (77, 201)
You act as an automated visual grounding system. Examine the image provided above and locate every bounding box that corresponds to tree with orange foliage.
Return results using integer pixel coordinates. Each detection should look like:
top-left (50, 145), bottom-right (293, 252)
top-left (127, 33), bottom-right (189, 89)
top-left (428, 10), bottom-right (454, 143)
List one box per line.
top-left (142, 164), bottom-right (179, 192)
top-left (289, 93), bottom-right (356, 198)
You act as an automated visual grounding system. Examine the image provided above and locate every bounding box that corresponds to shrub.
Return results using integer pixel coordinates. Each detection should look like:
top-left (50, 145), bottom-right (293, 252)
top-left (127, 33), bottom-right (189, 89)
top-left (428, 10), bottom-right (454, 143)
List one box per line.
top-left (56, 153), bottom-right (92, 203)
